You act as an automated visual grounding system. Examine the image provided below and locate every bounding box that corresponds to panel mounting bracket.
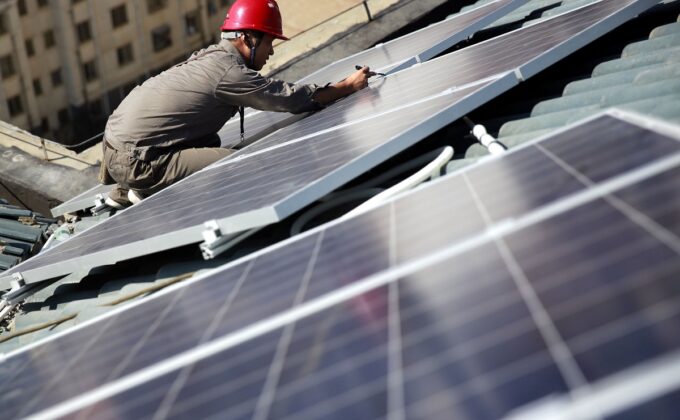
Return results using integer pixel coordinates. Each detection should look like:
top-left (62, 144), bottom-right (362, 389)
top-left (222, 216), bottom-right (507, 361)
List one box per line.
top-left (0, 273), bottom-right (27, 324)
top-left (200, 220), bottom-right (239, 260)
top-left (0, 273), bottom-right (24, 295)
top-left (91, 193), bottom-right (111, 216)
top-left (200, 220), bottom-right (261, 260)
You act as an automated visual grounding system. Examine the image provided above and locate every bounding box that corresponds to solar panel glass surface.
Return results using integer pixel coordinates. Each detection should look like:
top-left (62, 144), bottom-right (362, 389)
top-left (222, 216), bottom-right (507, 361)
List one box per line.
top-left (2, 111), bottom-right (678, 419)
top-left (0, 0), bottom-right (659, 288)
top-left (217, 0), bottom-right (528, 148)
top-left (38, 166), bottom-right (680, 420)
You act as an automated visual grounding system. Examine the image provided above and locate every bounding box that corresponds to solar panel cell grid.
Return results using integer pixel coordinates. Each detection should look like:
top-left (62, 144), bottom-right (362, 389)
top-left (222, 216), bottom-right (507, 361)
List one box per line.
top-left (465, 146), bottom-right (586, 222)
top-left (59, 193), bottom-right (680, 419)
top-left (2, 0), bottom-right (657, 288)
top-left (537, 115), bottom-right (680, 183)
top-left (605, 388), bottom-right (680, 420)
top-left (613, 166), bottom-right (680, 238)
top-left (298, 0), bottom-right (524, 85)
top-left (393, 175), bottom-right (487, 262)
top-left (63, 242), bottom-right (569, 420)
top-left (2, 111), bottom-right (677, 415)
top-left (2, 110), bottom-right (679, 418)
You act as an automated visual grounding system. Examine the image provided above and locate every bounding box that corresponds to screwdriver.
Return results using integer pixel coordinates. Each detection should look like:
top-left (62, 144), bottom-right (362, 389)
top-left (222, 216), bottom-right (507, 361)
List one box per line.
top-left (355, 65), bottom-right (385, 76)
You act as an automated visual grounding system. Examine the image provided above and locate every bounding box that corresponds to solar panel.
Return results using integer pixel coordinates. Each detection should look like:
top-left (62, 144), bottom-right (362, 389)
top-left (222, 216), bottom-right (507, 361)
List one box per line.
top-left (1, 109), bottom-right (678, 419)
top-left (48, 0), bottom-right (528, 219)
top-left (50, 184), bottom-right (114, 217)
top-left (217, 0), bottom-right (529, 149)
top-left (0, 0), bottom-right (659, 289)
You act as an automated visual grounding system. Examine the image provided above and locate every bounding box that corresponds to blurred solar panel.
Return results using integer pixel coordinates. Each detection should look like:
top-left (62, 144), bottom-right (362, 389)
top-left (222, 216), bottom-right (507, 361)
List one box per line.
top-left (0, 0), bottom-right (659, 289)
top-left (2, 109), bottom-right (678, 418)
top-left (217, 0), bottom-right (529, 148)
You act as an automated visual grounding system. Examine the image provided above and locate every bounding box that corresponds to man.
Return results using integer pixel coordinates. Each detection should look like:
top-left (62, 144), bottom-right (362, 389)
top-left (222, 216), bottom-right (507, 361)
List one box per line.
top-left (100, 0), bottom-right (374, 209)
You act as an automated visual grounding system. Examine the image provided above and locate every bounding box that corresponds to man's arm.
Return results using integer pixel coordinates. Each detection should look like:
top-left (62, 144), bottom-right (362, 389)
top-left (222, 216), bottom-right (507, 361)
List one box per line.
top-left (215, 63), bottom-right (375, 113)
top-left (312, 66), bottom-right (376, 106)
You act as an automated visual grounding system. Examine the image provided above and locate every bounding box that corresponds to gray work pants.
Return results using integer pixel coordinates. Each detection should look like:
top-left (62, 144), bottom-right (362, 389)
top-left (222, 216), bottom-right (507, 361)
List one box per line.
top-left (99, 137), bottom-right (234, 202)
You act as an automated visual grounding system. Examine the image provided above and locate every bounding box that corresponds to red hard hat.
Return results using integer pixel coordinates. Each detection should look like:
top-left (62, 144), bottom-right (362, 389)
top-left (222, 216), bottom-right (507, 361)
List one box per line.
top-left (220, 0), bottom-right (288, 40)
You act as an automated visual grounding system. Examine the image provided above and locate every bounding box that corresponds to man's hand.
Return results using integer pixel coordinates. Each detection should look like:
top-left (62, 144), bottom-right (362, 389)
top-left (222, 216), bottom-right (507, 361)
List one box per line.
top-left (344, 66), bottom-right (376, 92)
top-left (312, 66), bottom-right (377, 105)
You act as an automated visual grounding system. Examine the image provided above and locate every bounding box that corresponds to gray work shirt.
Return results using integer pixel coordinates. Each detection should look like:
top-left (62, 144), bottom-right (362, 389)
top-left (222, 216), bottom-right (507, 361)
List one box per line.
top-left (104, 40), bottom-right (321, 161)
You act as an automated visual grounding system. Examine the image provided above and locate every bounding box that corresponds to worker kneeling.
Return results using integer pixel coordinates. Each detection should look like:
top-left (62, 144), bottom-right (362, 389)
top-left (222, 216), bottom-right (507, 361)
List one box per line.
top-left (100, 0), bottom-right (375, 209)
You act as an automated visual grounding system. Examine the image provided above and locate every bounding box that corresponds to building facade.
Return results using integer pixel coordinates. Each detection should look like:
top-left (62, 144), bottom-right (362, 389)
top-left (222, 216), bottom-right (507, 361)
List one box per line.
top-left (0, 0), bottom-right (232, 144)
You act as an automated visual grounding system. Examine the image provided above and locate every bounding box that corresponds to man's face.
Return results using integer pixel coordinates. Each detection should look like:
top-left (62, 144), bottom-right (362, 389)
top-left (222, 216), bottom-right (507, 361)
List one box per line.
top-left (252, 34), bottom-right (275, 71)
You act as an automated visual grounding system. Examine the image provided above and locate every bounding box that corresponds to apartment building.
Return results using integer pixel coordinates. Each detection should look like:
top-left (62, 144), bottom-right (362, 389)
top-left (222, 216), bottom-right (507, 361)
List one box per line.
top-left (0, 0), bottom-right (232, 144)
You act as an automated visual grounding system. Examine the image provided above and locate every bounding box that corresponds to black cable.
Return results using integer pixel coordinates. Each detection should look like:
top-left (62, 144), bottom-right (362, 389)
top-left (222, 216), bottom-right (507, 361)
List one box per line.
top-left (60, 132), bottom-right (104, 151)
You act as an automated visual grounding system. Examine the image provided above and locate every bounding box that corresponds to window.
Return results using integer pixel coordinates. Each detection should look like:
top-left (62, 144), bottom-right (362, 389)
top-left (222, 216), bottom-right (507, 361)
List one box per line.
top-left (111, 4), bottom-right (128, 28)
top-left (51, 68), bottom-right (62, 87)
top-left (33, 78), bottom-right (42, 96)
top-left (44, 30), bottom-right (55, 48)
top-left (18, 0), bottom-right (27, 16)
top-left (83, 60), bottom-right (98, 82)
top-left (151, 25), bottom-right (172, 52)
top-left (58, 108), bottom-right (70, 125)
top-left (147, 0), bottom-right (166, 14)
top-left (0, 13), bottom-right (7, 35)
top-left (0, 55), bottom-right (15, 79)
top-left (7, 96), bottom-right (23, 117)
top-left (37, 0), bottom-right (49, 8)
top-left (76, 21), bottom-right (92, 43)
top-left (117, 44), bottom-right (134, 66)
top-left (207, 0), bottom-right (217, 16)
top-left (185, 11), bottom-right (200, 36)
top-left (25, 39), bottom-right (34, 56)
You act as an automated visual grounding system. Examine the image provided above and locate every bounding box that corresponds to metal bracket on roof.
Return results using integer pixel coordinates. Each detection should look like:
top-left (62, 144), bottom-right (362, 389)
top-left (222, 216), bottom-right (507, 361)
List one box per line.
top-left (0, 273), bottom-right (27, 325)
top-left (200, 220), bottom-right (240, 260)
top-left (91, 194), bottom-right (115, 216)
top-left (91, 194), bottom-right (108, 215)
top-left (1, 274), bottom-right (35, 305)
top-left (513, 68), bottom-right (526, 82)
top-left (199, 220), bottom-right (260, 260)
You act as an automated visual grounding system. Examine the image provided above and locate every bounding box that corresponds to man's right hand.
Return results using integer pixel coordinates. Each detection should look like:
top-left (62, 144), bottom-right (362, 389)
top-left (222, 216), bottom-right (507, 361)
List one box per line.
top-left (312, 66), bottom-right (377, 105)
top-left (344, 66), bottom-right (376, 92)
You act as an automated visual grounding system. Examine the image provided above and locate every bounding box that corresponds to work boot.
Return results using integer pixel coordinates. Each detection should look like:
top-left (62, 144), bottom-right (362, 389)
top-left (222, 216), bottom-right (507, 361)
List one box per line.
top-left (105, 186), bottom-right (132, 209)
top-left (127, 190), bottom-right (147, 205)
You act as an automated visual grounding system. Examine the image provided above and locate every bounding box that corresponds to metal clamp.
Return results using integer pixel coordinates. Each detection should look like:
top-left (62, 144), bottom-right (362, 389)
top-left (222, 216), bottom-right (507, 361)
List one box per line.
top-left (200, 220), bottom-right (260, 260)
top-left (91, 193), bottom-right (112, 216)
top-left (1, 273), bottom-right (27, 324)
